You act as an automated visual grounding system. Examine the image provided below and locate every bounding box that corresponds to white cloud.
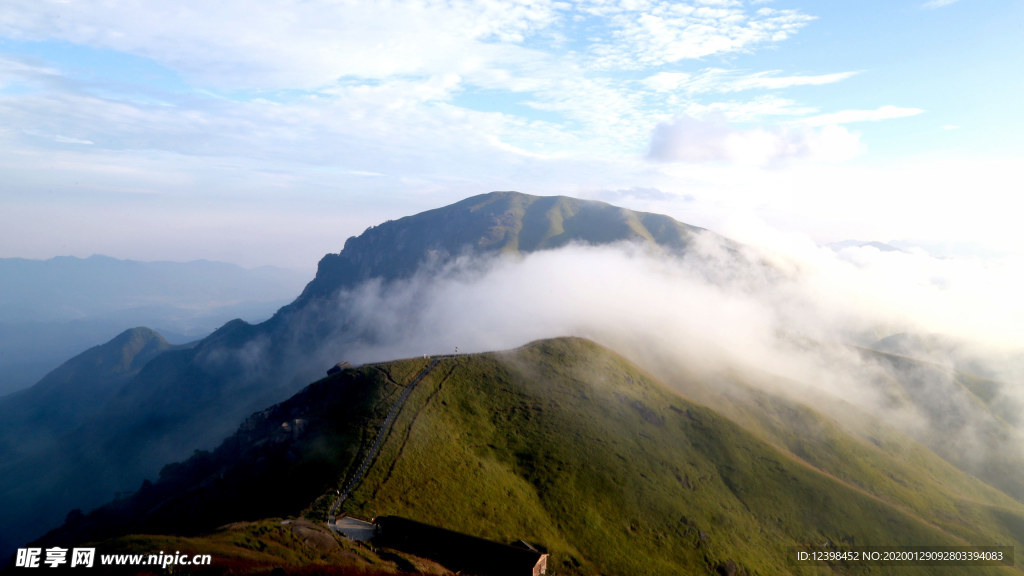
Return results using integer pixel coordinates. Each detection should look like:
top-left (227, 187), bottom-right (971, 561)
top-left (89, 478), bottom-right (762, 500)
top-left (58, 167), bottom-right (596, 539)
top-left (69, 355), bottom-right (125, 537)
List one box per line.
top-left (53, 135), bottom-right (93, 145)
top-left (588, 2), bottom-right (815, 69)
top-left (8, 0), bottom-right (988, 273)
top-left (643, 71), bottom-right (693, 92)
top-left (644, 68), bottom-right (859, 94)
top-left (676, 155), bottom-right (1024, 260)
top-left (0, 0), bottom-right (567, 89)
top-left (308, 236), bottom-right (1024, 473)
top-left (647, 114), bottom-right (862, 166)
top-left (0, 55), bottom-right (61, 81)
top-left (0, 0), bottom-right (833, 165)
top-left (922, 0), bottom-right (960, 8)
top-left (803, 105), bottom-right (924, 126)
top-left (681, 95), bottom-right (819, 122)
top-left (719, 216), bottom-right (1024, 350)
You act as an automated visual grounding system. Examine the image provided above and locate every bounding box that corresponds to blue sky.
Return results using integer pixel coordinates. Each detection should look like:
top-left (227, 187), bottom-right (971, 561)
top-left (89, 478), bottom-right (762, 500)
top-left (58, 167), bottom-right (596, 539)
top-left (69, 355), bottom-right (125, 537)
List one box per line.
top-left (0, 0), bottom-right (1021, 269)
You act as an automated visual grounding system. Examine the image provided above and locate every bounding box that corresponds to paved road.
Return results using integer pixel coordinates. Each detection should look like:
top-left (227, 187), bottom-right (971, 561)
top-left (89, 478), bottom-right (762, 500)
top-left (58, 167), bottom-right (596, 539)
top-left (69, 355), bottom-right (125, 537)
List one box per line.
top-left (328, 357), bottom-right (440, 529)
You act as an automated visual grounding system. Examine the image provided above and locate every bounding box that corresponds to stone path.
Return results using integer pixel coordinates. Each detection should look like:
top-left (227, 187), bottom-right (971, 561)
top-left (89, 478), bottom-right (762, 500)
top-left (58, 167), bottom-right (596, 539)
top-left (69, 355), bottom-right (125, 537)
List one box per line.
top-left (328, 357), bottom-right (440, 529)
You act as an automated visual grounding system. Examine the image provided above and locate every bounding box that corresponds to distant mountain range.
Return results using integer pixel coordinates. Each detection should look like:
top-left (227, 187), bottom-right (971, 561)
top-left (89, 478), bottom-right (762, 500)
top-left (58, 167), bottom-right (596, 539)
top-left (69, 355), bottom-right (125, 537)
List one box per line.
top-left (0, 255), bottom-right (307, 395)
top-left (3, 192), bottom-right (1022, 573)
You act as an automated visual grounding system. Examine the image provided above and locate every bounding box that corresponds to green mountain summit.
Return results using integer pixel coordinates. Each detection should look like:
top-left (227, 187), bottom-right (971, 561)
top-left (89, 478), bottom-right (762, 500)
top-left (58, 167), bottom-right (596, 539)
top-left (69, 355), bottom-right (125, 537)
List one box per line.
top-left (298, 191), bottom-right (708, 301)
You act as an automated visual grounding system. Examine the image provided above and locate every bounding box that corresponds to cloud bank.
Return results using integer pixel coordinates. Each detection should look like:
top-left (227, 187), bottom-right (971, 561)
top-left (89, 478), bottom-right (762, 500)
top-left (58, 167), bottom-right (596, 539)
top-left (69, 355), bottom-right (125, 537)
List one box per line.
top-left (308, 230), bottom-right (1022, 396)
top-left (292, 233), bottom-right (1023, 497)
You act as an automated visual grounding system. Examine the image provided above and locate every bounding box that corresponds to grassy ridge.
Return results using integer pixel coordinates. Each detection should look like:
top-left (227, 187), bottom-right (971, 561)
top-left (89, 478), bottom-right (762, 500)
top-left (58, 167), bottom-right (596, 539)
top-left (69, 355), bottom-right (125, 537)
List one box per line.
top-left (34, 337), bottom-right (1024, 575)
top-left (343, 338), bottom-right (1023, 575)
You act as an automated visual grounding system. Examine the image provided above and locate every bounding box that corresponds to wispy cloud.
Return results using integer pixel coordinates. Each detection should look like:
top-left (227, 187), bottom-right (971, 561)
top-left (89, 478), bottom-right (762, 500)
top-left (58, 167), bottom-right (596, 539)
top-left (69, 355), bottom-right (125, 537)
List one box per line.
top-left (0, 0), bottom-right (841, 169)
top-left (803, 105), bottom-right (924, 126)
top-left (0, 56), bottom-right (61, 80)
top-left (585, 2), bottom-right (815, 69)
top-left (0, 0), bottom-right (566, 90)
top-left (922, 0), bottom-right (960, 8)
top-left (53, 135), bottom-right (93, 145)
top-left (644, 68), bottom-right (859, 94)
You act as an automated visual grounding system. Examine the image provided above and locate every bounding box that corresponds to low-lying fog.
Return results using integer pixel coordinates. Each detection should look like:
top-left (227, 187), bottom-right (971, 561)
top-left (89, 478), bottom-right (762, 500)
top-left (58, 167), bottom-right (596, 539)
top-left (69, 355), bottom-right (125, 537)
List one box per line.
top-left (299, 227), bottom-right (1023, 470)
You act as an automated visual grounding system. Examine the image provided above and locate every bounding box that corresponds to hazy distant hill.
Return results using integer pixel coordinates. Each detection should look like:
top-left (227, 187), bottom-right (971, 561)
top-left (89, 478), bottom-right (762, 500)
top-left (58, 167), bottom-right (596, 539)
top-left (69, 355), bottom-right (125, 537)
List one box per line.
top-left (0, 328), bottom-right (190, 561)
top-left (0, 327), bottom-right (180, 460)
top-left (0, 255), bottom-right (306, 395)
top-left (34, 339), bottom-right (1024, 575)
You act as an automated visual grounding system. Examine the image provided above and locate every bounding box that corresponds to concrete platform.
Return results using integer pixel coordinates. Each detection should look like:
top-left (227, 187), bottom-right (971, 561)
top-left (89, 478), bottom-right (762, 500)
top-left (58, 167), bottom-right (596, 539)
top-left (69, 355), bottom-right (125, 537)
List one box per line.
top-left (334, 516), bottom-right (377, 541)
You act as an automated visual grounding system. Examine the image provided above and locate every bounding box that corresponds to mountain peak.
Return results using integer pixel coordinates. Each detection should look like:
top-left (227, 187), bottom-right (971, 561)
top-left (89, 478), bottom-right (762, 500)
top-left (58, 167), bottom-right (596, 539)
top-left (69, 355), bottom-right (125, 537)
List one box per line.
top-left (36, 327), bottom-right (171, 391)
top-left (0, 326), bottom-right (174, 459)
top-left (297, 191), bottom-right (707, 302)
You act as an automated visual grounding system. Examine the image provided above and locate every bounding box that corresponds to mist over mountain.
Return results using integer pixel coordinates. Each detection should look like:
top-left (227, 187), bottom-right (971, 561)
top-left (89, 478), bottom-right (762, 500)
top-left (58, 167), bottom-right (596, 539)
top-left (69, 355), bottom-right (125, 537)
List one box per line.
top-left (0, 192), bottom-right (735, 557)
top-left (0, 255), bottom-right (307, 395)
top-left (3, 191), bottom-right (1022, 571)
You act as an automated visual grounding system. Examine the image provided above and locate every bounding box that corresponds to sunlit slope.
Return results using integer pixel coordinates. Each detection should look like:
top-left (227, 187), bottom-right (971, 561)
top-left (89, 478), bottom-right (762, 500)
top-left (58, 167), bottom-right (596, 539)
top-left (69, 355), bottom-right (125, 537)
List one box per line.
top-left (341, 338), bottom-right (1024, 575)
top-left (37, 337), bottom-right (1024, 575)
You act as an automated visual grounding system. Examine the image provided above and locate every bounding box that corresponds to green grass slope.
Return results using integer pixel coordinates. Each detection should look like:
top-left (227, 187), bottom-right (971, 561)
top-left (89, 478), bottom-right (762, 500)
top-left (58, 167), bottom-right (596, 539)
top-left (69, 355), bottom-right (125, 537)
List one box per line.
top-left (668, 366), bottom-right (1024, 552)
top-left (34, 338), bottom-right (1024, 575)
top-left (340, 338), bottom-right (1023, 575)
